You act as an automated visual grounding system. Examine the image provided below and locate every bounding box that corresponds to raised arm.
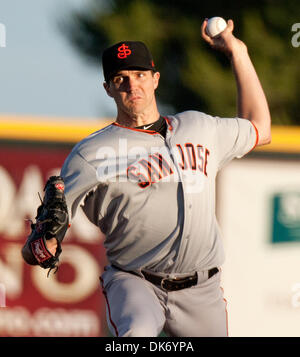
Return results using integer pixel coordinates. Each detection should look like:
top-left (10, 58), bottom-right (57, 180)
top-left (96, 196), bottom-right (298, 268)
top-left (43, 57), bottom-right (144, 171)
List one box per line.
top-left (201, 19), bottom-right (271, 146)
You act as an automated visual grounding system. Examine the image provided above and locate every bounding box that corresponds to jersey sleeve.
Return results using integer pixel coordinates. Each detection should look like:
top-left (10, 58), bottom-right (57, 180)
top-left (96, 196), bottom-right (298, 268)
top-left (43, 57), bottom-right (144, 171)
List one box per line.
top-left (60, 151), bottom-right (98, 220)
top-left (215, 117), bottom-right (258, 169)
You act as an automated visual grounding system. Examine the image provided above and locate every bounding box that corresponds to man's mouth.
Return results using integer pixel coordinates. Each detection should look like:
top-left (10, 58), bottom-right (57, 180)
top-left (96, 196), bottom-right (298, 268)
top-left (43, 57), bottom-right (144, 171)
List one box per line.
top-left (129, 96), bottom-right (142, 101)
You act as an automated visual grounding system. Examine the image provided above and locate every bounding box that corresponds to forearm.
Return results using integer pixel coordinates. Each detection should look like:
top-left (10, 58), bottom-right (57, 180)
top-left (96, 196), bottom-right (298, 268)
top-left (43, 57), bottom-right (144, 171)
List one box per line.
top-left (231, 44), bottom-right (271, 146)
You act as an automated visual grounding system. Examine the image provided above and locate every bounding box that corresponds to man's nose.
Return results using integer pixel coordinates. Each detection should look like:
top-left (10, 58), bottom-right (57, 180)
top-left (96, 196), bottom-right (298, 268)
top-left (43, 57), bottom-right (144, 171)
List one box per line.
top-left (125, 76), bottom-right (138, 91)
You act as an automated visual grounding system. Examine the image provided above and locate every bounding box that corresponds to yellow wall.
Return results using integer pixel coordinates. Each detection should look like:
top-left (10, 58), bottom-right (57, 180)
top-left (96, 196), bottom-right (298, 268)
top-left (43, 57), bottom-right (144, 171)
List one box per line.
top-left (0, 115), bottom-right (299, 153)
top-left (0, 115), bottom-right (113, 143)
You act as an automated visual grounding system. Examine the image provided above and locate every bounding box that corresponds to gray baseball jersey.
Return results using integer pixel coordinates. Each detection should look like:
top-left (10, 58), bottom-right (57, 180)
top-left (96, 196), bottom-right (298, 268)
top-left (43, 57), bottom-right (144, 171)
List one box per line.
top-left (60, 110), bottom-right (258, 275)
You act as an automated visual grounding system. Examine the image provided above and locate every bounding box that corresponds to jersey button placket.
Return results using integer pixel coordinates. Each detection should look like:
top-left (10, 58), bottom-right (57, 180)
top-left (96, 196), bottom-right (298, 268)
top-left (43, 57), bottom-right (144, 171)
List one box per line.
top-left (166, 129), bottom-right (192, 270)
top-left (176, 189), bottom-right (193, 269)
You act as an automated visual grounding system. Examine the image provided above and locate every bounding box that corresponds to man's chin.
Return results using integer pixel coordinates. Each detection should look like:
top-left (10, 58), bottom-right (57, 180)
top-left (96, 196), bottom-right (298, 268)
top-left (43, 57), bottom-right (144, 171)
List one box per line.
top-left (124, 105), bottom-right (145, 116)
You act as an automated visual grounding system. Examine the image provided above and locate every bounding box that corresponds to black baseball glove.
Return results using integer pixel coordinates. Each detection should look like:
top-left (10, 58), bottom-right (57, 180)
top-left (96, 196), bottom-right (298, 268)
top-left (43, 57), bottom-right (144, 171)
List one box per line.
top-left (21, 176), bottom-right (69, 276)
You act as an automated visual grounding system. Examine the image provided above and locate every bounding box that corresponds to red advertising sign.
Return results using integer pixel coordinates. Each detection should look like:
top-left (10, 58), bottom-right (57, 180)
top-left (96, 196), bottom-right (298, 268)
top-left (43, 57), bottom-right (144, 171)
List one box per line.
top-left (0, 145), bottom-right (107, 337)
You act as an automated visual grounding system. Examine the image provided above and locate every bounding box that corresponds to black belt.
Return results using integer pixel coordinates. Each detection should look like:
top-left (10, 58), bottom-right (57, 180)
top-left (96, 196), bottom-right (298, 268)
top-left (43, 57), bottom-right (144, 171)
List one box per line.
top-left (142, 267), bottom-right (219, 291)
top-left (112, 264), bottom-right (219, 292)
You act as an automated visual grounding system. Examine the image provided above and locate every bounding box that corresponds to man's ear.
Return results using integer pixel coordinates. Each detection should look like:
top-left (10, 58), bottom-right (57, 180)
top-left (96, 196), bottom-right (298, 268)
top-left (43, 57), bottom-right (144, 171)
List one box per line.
top-left (103, 82), bottom-right (113, 97)
top-left (153, 71), bottom-right (160, 90)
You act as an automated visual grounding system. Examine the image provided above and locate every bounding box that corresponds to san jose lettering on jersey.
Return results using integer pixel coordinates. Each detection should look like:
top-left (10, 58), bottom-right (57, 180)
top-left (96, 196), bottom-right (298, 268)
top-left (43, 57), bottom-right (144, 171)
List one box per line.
top-left (127, 152), bottom-right (174, 188)
top-left (176, 143), bottom-right (210, 176)
top-left (95, 140), bottom-right (210, 188)
top-left (127, 143), bottom-right (209, 188)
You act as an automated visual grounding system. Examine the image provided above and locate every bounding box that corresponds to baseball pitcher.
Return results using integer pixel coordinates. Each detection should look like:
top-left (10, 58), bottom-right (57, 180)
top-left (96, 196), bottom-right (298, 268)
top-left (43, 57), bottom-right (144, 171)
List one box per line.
top-left (22, 18), bottom-right (271, 336)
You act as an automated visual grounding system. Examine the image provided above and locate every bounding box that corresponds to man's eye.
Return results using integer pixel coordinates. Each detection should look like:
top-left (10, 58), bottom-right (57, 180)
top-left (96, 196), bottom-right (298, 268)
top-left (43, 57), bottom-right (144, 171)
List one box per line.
top-left (113, 76), bottom-right (123, 84)
top-left (138, 73), bottom-right (145, 78)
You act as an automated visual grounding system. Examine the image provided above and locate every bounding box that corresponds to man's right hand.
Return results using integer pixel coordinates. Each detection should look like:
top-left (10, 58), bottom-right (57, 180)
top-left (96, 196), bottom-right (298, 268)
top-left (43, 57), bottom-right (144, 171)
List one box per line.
top-left (201, 19), bottom-right (247, 59)
top-left (201, 18), bottom-right (271, 147)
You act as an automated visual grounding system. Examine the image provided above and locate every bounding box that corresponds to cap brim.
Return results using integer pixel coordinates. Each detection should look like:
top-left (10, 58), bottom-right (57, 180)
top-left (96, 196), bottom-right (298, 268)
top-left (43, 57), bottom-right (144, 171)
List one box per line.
top-left (106, 65), bottom-right (156, 82)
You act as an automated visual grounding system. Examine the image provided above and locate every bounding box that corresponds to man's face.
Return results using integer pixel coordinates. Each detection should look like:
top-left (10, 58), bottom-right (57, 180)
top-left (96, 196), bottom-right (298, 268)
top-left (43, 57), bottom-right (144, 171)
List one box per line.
top-left (104, 70), bottom-right (160, 116)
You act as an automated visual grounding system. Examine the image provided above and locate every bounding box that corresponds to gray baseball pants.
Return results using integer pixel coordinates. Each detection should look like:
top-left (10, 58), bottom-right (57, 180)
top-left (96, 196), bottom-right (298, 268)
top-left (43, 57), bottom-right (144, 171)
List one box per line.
top-left (100, 266), bottom-right (228, 337)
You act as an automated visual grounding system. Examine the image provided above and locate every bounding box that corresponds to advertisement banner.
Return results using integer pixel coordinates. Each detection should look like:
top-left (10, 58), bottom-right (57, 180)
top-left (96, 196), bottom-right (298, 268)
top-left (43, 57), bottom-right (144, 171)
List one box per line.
top-left (0, 144), bottom-right (107, 337)
top-left (271, 191), bottom-right (300, 243)
top-left (218, 158), bottom-right (300, 337)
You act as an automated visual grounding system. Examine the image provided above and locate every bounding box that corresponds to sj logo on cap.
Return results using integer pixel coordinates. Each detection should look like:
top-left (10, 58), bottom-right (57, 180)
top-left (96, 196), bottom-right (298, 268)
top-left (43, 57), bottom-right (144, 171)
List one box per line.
top-left (117, 43), bottom-right (132, 59)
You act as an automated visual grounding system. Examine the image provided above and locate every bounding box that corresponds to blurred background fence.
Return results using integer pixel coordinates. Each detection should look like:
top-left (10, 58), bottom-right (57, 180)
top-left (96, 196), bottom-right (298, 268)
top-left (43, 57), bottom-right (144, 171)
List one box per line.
top-left (0, 116), bottom-right (112, 336)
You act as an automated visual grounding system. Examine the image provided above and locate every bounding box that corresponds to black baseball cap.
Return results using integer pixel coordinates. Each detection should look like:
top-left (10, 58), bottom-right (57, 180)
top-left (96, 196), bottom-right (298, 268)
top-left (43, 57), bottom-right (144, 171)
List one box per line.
top-left (102, 41), bottom-right (156, 82)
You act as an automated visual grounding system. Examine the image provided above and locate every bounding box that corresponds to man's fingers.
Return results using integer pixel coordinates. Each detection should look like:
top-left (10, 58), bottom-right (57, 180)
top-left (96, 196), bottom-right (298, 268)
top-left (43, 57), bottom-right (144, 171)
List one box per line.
top-left (202, 18), bottom-right (234, 36)
top-left (223, 19), bottom-right (234, 35)
top-left (201, 18), bottom-right (234, 45)
top-left (201, 19), bottom-right (214, 45)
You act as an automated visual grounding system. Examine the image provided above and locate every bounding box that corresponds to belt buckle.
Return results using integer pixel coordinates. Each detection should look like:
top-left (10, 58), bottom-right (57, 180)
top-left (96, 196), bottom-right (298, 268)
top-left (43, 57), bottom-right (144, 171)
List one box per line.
top-left (160, 277), bottom-right (169, 291)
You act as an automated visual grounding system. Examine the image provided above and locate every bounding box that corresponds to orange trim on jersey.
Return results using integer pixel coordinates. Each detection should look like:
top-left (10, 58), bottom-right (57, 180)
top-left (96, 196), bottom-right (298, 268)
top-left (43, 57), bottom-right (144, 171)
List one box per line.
top-left (219, 268), bottom-right (229, 337)
top-left (113, 116), bottom-right (172, 134)
top-left (100, 277), bottom-right (119, 337)
top-left (163, 116), bottom-right (173, 132)
top-left (249, 121), bottom-right (259, 152)
top-left (112, 122), bottom-right (157, 135)
top-left (223, 296), bottom-right (229, 337)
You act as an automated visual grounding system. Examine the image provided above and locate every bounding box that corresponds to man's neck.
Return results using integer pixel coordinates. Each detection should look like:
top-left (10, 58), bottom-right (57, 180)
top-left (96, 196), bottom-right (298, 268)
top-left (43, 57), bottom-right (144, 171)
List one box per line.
top-left (115, 109), bottom-right (160, 128)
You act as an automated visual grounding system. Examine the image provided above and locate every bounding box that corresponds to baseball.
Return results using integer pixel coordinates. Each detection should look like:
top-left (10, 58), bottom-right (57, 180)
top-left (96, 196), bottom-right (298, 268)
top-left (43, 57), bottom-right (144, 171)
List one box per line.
top-left (206, 17), bottom-right (227, 38)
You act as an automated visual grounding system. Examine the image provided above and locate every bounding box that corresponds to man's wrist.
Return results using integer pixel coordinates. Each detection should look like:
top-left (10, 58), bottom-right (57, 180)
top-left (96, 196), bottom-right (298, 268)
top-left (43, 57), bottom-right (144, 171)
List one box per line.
top-left (229, 39), bottom-right (248, 61)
